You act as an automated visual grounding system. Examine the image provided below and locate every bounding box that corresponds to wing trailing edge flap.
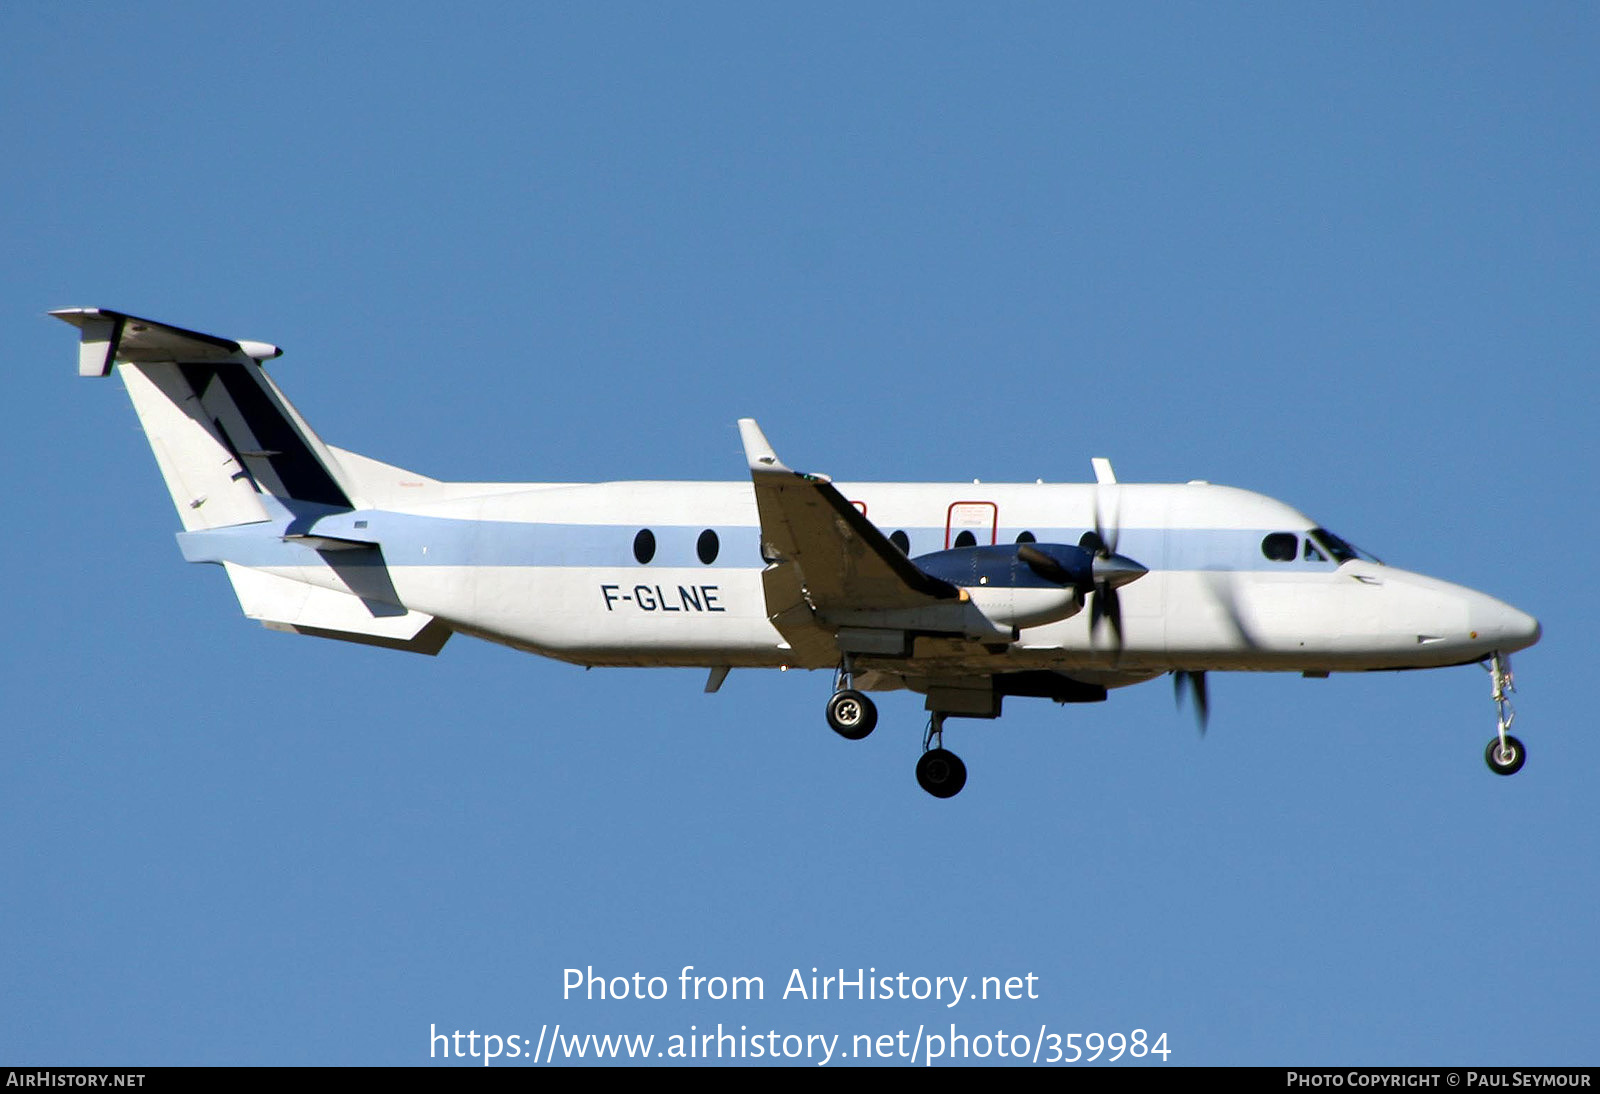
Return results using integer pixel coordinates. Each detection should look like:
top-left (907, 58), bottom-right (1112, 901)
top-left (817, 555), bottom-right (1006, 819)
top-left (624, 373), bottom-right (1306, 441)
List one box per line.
top-left (222, 563), bottom-right (451, 655)
top-left (739, 419), bottom-right (1005, 660)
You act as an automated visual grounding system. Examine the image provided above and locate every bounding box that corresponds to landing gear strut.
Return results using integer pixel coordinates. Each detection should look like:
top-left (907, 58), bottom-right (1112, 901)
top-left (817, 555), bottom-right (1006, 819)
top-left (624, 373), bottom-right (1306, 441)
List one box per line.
top-left (916, 714), bottom-right (967, 798)
top-left (1484, 652), bottom-right (1526, 776)
top-left (825, 656), bottom-right (877, 740)
top-left (823, 657), bottom-right (969, 796)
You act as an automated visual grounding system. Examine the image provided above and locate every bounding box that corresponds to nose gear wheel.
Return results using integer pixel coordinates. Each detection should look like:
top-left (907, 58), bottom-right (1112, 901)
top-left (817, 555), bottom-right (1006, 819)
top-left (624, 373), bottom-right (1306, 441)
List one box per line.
top-left (1483, 653), bottom-right (1527, 776)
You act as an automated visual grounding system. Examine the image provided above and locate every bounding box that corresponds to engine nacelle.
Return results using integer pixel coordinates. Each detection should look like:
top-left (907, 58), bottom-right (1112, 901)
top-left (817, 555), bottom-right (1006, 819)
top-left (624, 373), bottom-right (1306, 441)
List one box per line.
top-left (964, 583), bottom-right (1084, 629)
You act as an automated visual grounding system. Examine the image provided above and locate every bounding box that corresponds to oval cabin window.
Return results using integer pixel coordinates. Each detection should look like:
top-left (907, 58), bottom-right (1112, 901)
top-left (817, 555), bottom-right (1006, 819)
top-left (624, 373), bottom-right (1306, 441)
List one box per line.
top-left (697, 529), bottom-right (719, 565)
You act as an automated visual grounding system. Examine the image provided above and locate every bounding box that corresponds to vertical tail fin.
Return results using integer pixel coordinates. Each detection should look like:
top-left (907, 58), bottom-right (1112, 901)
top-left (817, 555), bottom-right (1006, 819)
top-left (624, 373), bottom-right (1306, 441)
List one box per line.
top-left (58, 308), bottom-right (451, 655)
top-left (54, 308), bottom-right (357, 529)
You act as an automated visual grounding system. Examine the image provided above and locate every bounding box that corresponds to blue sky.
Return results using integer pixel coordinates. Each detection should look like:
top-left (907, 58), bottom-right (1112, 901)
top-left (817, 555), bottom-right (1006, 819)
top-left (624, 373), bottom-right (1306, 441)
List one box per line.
top-left (3, 3), bottom-right (1595, 1066)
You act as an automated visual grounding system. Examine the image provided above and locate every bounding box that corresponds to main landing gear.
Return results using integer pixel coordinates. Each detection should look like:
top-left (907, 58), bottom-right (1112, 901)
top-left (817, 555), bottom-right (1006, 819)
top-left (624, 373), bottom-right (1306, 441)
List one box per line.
top-left (825, 657), bottom-right (877, 740)
top-left (1484, 652), bottom-right (1526, 776)
top-left (824, 658), bottom-right (967, 797)
top-left (826, 689), bottom-right (877, 740)
top-left (917, 714), bottom-right (967, 799)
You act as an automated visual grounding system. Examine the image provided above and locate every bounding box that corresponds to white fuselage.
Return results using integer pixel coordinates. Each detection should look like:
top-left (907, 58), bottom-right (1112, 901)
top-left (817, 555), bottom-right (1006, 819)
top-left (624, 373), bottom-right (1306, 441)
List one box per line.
top-left (56, 309), bottom-right (1544, 790)
top-left (183, 474), bottom-right (1540, 683)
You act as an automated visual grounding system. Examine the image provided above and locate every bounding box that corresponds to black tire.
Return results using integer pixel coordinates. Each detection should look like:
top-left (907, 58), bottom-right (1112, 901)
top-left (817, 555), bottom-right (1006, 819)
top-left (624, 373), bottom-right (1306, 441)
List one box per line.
top-left (916, 748), bottom-right (967, 798)
top-left (825, 689), bottom-right (877, 740)
top-left (1485, 734), bottom-right (1527, 776)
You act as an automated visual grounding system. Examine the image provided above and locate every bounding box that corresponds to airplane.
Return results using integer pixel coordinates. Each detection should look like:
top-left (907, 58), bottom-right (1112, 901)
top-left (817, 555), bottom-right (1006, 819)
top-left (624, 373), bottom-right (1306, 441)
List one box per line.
top-left (55, 307), bottom-right (1542, 798)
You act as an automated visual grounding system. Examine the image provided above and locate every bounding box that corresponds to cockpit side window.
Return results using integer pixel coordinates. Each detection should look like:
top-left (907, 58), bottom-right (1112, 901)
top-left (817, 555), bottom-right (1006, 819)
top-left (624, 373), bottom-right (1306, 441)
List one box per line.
top-left (1309, 528), bottom-right (1382, 565)
top-left (1261, 532), bottom-right (1298, 562)
top-left (1303, 538), bottom-right (1327, 562)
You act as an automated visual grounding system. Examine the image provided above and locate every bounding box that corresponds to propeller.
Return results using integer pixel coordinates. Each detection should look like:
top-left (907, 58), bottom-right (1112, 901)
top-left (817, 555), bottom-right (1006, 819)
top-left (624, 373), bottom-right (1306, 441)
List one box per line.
top-left (1173, 670), bottom-right (1209, 733)
top-left (1078, 491), bottom-right (1146, 657)
top-left (1010, 494), bottom-right (1146, 652)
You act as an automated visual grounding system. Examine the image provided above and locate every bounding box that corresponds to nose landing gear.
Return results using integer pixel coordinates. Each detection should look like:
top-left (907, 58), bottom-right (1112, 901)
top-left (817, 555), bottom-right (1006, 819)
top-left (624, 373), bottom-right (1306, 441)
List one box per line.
top-left (1484, 652), bottom-right (1526, 776)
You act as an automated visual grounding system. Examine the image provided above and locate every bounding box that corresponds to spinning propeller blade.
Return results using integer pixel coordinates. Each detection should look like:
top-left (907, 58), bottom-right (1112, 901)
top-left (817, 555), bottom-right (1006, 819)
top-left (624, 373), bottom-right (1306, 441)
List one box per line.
top-left (1079, 487), bottom-right (1145, 657)
top-left (1016, 543), bottom-right (1073, 586)
top-left (1174, 670), bottom-right (1210, 733)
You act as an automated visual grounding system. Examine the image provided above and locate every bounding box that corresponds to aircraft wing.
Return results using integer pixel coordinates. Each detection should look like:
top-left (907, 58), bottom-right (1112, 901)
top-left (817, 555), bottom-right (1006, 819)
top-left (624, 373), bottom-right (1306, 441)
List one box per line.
top-left (738, 419), bottom-right (958, 661)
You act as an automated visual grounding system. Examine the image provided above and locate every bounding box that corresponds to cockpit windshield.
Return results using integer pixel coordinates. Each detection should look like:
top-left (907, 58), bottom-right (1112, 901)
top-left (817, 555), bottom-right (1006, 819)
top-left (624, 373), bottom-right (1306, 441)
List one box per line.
top-left (1308, 528), bottom-right (1382, 565)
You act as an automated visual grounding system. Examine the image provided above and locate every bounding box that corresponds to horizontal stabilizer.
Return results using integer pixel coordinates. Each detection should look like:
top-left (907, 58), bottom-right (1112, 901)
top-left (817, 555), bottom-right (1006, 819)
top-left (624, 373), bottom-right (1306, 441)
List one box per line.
top-left (282, 533), bottom-right (380, 551)
top-left (52, 307), bottom-right (280, 376)
top-left (223, 563), bottom-right (451, 655)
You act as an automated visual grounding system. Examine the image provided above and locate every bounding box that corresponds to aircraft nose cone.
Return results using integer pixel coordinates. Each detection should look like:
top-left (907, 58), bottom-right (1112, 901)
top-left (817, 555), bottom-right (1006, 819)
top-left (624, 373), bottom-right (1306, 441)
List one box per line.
top-left (1510, 609), bottom-right (1542, 651)
top-left (1471, 598), bottom-right (1542, 654)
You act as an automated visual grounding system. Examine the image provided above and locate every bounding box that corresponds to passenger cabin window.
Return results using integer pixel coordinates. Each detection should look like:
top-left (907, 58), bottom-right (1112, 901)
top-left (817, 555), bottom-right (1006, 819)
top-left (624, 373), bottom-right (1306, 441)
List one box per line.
top-left (1261, 532), bottom-right (1298, 562)
top-left (953, 530), bottom-right (977, 549)
top-left (696, 529), bottom-right (719, 565)
top-left (1015, 531), bottom-right (1036, 544)
top-left (889, 530), bottom-right (910, 554)
top-left (633, 529), bottom-right (656, 564)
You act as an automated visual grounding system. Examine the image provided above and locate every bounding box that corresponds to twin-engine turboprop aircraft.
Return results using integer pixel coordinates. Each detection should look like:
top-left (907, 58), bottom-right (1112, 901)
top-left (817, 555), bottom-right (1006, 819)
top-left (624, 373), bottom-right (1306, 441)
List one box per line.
top-left (57, 308), bottom-right (1542, 797)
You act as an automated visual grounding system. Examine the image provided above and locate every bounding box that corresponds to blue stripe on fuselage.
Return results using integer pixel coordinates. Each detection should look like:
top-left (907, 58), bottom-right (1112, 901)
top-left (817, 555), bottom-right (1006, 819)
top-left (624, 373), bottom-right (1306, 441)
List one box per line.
top-left (176, 511), bottom-right (1346, 574)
